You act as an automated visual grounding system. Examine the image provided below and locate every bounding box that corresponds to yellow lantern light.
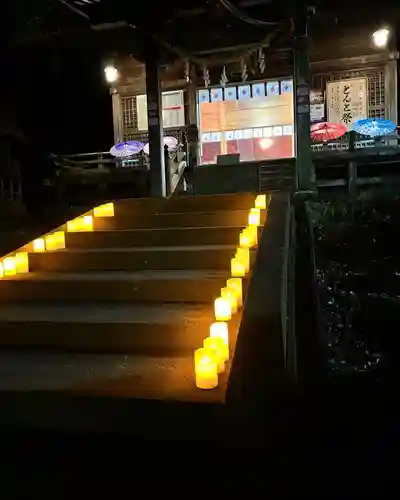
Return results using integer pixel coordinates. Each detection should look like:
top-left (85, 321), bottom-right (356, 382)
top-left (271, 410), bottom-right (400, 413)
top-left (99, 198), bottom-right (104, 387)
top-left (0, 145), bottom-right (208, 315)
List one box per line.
top-left (15, 252), bottom-right (29, 273)
top-left (236, 247), bottom-right (250, 273)
top-left (214, 297), bottom-right (231, 321)
top-left (194, 347), bottom-right (218, 389)
top-left (203, 336), bottom-right (226, 373)
top-left (93, 202), bottom-right (114, 218)
top-left (255, 194), bottom-right (267, 210)
top-left (227, 277), bottom-right (243, 308)
top-left (67, 220), bottom-right (78, 232)
top-left (240, 227), bottom-right (257, 248)
top-left (67, 215), bottom-right (93, 232)
top-left (53, 231), bottom-right (65, 250)
top-left (0, 262), bottom-right (4, 279)
top-left (221, 286), bottom-right (237, 314)
top-left (248, 208), bottom-right (261, 226)
top-left (210, 322), bottom-right (229, 362)
top-left (231, 257), bottom-right (246, 277)
top-left (3, 257), bottom-right (16, 276)
top-left (45, 234), bottom-right (55, 251)
top-left (239, 228), bottom-right (252, 248)
top-left (33, 238), bottom-right (45, 252)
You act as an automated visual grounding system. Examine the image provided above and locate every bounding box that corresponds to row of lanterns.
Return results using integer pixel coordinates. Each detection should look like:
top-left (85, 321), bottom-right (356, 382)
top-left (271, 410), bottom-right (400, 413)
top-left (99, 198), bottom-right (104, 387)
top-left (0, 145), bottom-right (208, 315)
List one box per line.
top-left (194, 193), bottom-right (270, 390)
top-left (0, 203), bottom-right (115, 277)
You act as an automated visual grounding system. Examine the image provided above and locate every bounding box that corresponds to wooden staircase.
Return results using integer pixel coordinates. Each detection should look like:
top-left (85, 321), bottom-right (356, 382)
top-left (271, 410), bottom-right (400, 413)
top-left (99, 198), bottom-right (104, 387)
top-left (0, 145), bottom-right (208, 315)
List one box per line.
top-left (0, 193), bottom-right (262, 407)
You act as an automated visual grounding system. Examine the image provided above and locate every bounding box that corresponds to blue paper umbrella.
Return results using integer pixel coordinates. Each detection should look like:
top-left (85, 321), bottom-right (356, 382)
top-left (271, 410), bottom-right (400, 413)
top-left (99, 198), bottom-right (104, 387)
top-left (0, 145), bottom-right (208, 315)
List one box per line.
top-left (352, 118), bottom-right (396, 138)
top-left (109, 140), bottom-right (144, 158)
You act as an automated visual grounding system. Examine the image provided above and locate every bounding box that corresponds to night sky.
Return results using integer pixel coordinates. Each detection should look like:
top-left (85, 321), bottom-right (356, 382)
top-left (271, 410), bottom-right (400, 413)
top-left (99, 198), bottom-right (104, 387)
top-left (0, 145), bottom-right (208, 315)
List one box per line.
top-left (0, 35), bottom-right (113, 156)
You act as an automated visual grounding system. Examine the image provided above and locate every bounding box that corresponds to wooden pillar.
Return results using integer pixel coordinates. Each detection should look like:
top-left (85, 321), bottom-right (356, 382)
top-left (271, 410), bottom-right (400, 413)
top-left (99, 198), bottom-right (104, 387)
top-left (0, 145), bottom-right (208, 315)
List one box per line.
top-left (293, 12), bottom-right (315, 193)
top-left (145, 45), bottom-right (166, 197)
top-left (111, 91), bottom-right (124, 144)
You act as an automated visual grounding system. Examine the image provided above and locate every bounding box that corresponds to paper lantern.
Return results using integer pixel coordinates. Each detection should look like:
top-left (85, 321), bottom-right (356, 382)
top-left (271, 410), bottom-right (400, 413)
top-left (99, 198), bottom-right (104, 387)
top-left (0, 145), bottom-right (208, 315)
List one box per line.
top-left (16, 252), bottom-right (29, 273)
top-left (33, 238), bottom-right (45, 252)
top-left (240, 227), bottom-right (257, 248)
top-left (3, 257), bottom-right (16, 276)
top-left (67, 215), bottom-right (93, 232)
top-left (194, 348), bottom-right (218, 389)
top-left (210, 322), bottom-right (229, 361)
top-left (231, 257), bottom-right (246, 277)
top-left (248, 208), bottom-right (260, 226)
top-left (0, 262), bottom-right (4, 279)
top-left (204, 336), bottom-right (226, 373)
top-left (255, 194), bottom-right (267, 209)
top-left (93, 203), bottom-right (114, 218)
top-left (221, 286), bottom-right (237, 314)
top-left (45, 231), bottom-right (65, 251)
top-left (236, 247), bottom-right (250, 273)
top-left (227, 277), bottom-right (243, 308)
top-left (214, 297), bottom-right (231, 321)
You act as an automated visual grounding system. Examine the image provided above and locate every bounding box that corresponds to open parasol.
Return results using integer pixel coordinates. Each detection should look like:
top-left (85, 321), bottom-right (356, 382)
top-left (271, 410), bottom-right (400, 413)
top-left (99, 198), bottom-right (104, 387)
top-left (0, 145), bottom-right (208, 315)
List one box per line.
top-left (310, 122), bottom-right (347, 142)
top-left (109, 140), bottom-right (144, 158)
top-left (352, 118), bottom-right (396, 137)
top-left (143, 136), bottom-right (178, 155)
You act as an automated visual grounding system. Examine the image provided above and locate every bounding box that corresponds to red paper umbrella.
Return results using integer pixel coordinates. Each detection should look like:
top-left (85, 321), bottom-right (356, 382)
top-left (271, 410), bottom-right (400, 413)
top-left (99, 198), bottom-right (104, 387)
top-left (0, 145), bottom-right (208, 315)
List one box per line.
top-left (310, 122), bottom-right (347, 142)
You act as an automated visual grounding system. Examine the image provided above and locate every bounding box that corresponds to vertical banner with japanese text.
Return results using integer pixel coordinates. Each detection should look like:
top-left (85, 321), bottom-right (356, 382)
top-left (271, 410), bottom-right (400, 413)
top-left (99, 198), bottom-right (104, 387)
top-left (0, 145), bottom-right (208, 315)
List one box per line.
top-left (327, 78), bottom-right (368, 130)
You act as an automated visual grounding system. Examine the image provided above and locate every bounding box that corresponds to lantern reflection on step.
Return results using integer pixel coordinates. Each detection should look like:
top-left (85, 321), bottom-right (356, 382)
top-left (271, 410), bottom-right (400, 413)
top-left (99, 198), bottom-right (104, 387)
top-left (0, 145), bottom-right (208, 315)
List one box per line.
top-left (214, 297), bottom-right (231, 321)
top-left (16, 252), bottom-right (29, 273)
top-left (204, 336), bottom-right (226, 373)
top-left (194, 347), bottom-right (218, 389)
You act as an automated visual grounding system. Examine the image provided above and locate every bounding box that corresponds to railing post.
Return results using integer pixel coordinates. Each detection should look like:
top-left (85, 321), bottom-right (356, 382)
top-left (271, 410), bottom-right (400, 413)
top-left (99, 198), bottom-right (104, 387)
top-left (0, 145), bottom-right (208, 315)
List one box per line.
top-left (164, 144), bottom-right (171, 196)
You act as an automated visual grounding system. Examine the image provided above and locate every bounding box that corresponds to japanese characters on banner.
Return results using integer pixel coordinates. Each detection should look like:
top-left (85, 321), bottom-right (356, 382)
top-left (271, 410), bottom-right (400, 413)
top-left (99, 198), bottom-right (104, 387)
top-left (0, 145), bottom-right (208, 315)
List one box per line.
top-left (327, 78), bottom-right (368, 130)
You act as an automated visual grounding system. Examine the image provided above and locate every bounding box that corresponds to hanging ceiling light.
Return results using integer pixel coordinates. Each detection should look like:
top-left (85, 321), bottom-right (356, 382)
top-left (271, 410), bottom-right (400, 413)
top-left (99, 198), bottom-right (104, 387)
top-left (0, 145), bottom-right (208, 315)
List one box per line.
top-left (372, 28), bottom-right (390, 48)
top-left (104, 65), bottom-right (119, 83)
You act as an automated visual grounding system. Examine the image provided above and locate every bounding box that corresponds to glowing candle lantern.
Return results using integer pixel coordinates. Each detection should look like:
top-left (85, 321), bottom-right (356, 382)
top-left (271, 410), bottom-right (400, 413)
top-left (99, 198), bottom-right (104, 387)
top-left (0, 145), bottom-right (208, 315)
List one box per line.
top-left (210, 322), bottom-right (229, 362)
top-left (221, 286), bottom-right (237, 314)
top-left (239, 228), bottom-right (252, 248)
top-left (227, 277), bottom-right (243, 308)
top-left (53, 231), bottom-right (65, 250)
top-left (33, 238), bottom-right (45, 252)
top-left (45, 234), bottom-right (56, 251)
top-left (231, 257), bottom-right (246, 277)
top-left (67, 220), bottom-right (78, 232)
top-left (204, 336), bottom-right (226, 373)
top-left (236, 247), bottom-right (250, 273)
top-left (83, 215), bottom-right (93, 231)
top-left (3, 257), bottom-right (16, 276)
top-left (248, 208), bottom-right (260, 226)
top-left (93, 203), bottom-right (114, 218)
top-left (255, 194), bottom-right (267, 210)
top-left (214, 297), bottom-right (231, 321)
top-left (16, 252), bottom-right (29, 273)
top-left (0, 262), bottom-right (4, 279)
top-left (194, 348), bottom-right (218, 389)
top-left (247, 225), bottom-right (258, 246)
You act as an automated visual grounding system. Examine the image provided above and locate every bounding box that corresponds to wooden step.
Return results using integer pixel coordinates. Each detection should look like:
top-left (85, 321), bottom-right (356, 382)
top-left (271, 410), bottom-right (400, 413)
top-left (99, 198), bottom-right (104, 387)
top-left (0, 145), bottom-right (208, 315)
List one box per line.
top-left (0, 270), bottom-right (249, 303)
top-left (28, 245), bottom-right (256, 272)
top-left (115, 193), bottom-right (256, 215)
top-left (0, 303), bottom-right (241, 354)
top-left (65, 226), bottom-right (245, 249)
top-left (0, 350), bottom-right (228, 403)
top-left (93, 210), bottom-right (251, 230)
